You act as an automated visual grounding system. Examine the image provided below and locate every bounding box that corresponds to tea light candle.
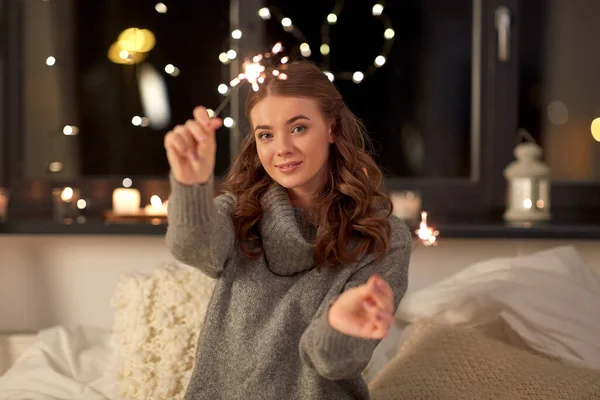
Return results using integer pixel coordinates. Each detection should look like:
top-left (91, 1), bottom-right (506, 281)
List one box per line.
top-left (52, 187), bottom-right (80, 223)
top-left (144, 195), bottom-right (168, 216)
top-left (112, 188), bottom-right (141, 215)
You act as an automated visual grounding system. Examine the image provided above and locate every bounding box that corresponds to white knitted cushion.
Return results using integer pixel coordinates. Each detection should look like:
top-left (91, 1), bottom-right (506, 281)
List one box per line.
top-left (369, 318), bottom-right (600, 400)
top-left (111, 263), bottom-right (215, 400)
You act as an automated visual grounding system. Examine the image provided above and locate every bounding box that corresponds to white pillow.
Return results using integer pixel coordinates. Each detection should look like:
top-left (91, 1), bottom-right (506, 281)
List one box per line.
top-left (111, 263), bottom-right (216, 400)
top-left (396, 245), bottom-right (600, 370)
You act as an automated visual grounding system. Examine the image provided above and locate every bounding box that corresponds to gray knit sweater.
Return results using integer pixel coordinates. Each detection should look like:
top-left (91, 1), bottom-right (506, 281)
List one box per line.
top-left (166, 176), bottom-right (412, 400)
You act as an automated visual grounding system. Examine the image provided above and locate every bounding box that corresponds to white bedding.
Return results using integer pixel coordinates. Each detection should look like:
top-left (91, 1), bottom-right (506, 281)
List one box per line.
top-left (0, 325), bottom-right (115, 400)
top-left (3, 246), bottom-right (599, 398)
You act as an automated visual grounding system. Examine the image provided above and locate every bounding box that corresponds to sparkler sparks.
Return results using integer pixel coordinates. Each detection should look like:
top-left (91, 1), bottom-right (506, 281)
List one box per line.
top-left (212, 42), bottom-right (286, 117)
top-left (416, 211), bottom-right (439, 246)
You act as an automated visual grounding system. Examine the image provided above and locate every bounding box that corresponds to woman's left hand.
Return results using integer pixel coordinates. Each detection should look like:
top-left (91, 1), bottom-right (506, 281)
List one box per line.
top-left (328, 275), bottom-right (395, 339)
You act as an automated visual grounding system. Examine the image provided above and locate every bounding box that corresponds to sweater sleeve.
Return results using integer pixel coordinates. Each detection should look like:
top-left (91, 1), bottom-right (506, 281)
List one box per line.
top-left (165, 174), bottom-right (236, 279)
top-left (298, 218), bottom-right (412, 380)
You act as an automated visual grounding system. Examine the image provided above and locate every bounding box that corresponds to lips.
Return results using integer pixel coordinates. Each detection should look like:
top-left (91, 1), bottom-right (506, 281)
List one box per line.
top-left (276, 161), bottom-right (302, 171)
top-left (277, 161), bottom-right (301, 168)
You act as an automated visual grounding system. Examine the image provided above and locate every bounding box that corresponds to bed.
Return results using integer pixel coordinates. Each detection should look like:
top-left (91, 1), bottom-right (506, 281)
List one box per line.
top-left (1, 245), bottom-right (599, 399)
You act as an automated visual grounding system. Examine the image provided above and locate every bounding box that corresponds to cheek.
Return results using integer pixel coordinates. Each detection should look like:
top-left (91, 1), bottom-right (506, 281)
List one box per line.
top-left (256, 144), bottom-right (272, 167)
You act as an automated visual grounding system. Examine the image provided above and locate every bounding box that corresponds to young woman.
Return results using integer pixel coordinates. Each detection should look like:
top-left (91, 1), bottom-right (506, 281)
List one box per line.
top-left (164, 61), bottom-right (412, 399)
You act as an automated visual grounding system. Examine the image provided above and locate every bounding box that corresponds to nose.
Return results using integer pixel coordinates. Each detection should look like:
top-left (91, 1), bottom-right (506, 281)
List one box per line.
top-left (276, 133), bottom-right (294, 157)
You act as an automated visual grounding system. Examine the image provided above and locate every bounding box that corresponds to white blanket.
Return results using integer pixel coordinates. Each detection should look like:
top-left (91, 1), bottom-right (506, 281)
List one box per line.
top-left (0, 325), bottom-right (115, 400)
top-left (396, 245), bottom-right (600, 370)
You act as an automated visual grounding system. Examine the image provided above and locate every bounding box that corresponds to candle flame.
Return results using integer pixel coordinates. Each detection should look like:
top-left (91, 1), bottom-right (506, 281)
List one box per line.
top-left (61, 187), bottom-right (74, 202)
top-left (416, 211), bottom-right (439, 246)
top-left (150, 195), bottom-right (162, 208)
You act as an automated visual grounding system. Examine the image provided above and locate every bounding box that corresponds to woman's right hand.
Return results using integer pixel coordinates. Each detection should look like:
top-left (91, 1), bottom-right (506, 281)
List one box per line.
top-left (164, 106), bottom-right (223, 185)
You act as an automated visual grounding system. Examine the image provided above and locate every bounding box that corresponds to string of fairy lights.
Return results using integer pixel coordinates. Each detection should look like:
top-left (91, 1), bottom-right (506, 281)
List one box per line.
top-left (216, 1), bottom-right (396, 128)
top-left (219, 2), bottom-right (395, 84)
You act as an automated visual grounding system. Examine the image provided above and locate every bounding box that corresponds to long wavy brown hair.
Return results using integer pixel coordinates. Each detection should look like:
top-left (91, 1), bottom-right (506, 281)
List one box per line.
top-left (221, 61), bottom-right (392, 268)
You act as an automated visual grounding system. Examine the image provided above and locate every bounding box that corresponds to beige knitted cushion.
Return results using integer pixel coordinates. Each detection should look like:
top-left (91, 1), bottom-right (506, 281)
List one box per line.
top-left (369, 319), bottom-right (600, 400)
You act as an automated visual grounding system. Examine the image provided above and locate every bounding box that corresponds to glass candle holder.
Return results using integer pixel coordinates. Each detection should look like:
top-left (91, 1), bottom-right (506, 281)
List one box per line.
top-left (52, 187), bottom-right (80, 223)
top-left (390, 191), bottom-right (422, 225)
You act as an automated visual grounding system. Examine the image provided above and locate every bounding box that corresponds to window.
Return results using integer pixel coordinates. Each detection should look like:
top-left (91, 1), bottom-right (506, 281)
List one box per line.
top-left (512, 0), bottom-right (600, 211)
top-left (19, 0), bottom-right (231, 178)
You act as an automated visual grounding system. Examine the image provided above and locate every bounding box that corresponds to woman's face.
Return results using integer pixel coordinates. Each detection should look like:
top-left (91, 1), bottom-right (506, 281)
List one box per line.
top-left (250, 96), bottom-right (334, 206)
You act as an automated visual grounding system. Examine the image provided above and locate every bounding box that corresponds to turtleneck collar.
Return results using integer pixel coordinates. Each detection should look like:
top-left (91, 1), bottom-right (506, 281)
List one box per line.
top-left (259, 183), bottom-right (317, 276)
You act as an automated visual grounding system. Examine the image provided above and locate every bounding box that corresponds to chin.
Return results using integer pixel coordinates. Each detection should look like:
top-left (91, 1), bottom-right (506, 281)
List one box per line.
top-left (268, 172), bottom-right (310, 190)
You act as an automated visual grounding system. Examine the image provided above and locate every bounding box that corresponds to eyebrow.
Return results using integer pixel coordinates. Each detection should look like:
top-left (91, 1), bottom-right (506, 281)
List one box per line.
top-left (254, 115), bottom-right (311, 131)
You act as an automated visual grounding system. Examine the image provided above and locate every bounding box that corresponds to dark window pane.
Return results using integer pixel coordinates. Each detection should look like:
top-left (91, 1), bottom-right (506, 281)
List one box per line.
top-left (519, 0), bottom-right (600, 182)
top-left (23, 0), bottom-right (230, 177)
top-left (264, 0), bottom-right (473, 177)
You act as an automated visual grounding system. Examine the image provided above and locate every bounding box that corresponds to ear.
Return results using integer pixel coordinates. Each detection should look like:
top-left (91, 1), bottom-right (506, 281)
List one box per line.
top-left (328, 121), bottom-right (335, 144)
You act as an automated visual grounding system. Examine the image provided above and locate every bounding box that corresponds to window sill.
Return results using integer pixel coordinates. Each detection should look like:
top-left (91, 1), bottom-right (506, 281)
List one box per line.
top-left (1, 217), bottom-right (600, 239)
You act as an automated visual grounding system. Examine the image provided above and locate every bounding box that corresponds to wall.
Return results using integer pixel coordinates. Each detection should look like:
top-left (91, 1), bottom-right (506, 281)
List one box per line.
top-left (1, 236), bottom-right (599, 333)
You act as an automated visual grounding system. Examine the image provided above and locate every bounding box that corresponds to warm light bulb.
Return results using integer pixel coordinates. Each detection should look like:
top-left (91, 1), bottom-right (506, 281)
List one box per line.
top-left (223, 117), bottom-right (235, 128)
top-left (327, 13), bottom-right (337, 24)
top-left (48, 162), bottom-right (63, 172)
top-left (384, 29), bottom-right (395, 39)
top-left (300, 43), bottom-right (311, 57)
top-left (352, 71), bottom-right (364, 83)
top-left (164, 64), bottom-right (179, 76)
top-left (324, 71), bottom-right (334, 82)
top-left (231, 29), bottom-right (242, 39)
top-left (46, 56), bottom-right (56, 66)
top-left (131, 116), bottom-right (142, 126)
top-left (375, 55), bottom-right (386, 67)
top-left (281, 17), bottom-right (292, 27)
top-left (218, 84), bottom-right (229, 95)
top-left (591, 118), bottom-right (600, 142)
top-left (272, 42), bottom-right (283, 54)
top-left (155, 3), bottom-right (167, 13)
top-left (372, 4), bottom-right (384, 16)
top-left (523, 199), bottom-right (533, 209)
top-left (226, 49), bottom-right (237, 60)
top-left (62, 125), bottom-right (79, 136)
top-left (77, 199), bottom-right (87, 209)
top-left (258, 7), bottom-right (271, 20)
top-left (219, 52), bottom-right (229, 64)
top-left (122, 178), bottom-right (133, 188)
top-left (320, 44), bottom-right (330, 56)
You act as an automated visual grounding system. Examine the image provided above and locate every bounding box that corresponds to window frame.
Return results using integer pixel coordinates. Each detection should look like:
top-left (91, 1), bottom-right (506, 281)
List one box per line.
top-left (7, 0), bottom-right (595, 228)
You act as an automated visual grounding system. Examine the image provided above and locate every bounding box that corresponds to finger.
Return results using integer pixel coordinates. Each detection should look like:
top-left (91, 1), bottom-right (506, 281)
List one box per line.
top-left (209, 117), bottom-right (223, 130)
top-left (164, 128), bottom-right (188, 156)
top-left (173, 125), bottom-right (197, 153)
top-left (366, 279), bottom-right (394, 314)
top-left (193, 106), bottom-right (212, 126)
top-left (185, 119), bottom-right (206, 142)
top-left (371, 311), bottom-right (394, 339)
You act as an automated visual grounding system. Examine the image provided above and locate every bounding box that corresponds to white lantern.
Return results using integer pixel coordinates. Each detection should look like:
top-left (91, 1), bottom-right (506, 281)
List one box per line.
top-left (503, 141), bottom-right (551, 223)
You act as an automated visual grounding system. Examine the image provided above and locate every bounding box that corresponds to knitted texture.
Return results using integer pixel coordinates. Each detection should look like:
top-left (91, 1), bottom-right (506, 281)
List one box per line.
top-left (111, 263), bottom-right (216, 400)
top-left (166, 178), bottom-right (412, 400)
top-left (369, 319), bottom-right (600, 400)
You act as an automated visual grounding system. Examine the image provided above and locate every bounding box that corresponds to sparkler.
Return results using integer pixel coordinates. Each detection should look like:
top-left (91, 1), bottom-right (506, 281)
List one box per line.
top-left (211, 42), bottom-right (286, 117)
top-left (415, 211), bottom-right (439, 247)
